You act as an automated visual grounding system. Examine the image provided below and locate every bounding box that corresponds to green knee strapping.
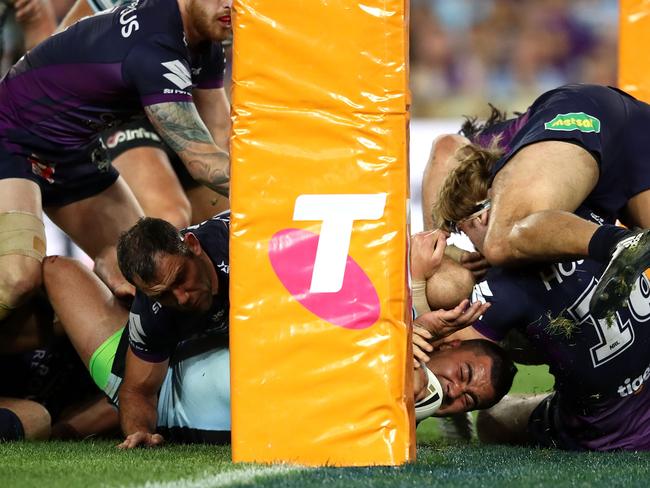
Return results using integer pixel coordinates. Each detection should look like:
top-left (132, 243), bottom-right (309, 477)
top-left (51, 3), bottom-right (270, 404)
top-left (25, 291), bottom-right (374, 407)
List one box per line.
top-left (89, 328), bottom-right (124, 391)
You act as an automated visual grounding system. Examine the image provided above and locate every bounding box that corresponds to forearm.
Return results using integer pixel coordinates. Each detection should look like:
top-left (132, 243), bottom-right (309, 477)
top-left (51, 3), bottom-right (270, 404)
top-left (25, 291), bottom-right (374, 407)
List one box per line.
top-left (145, 102), bottom-right (230, 197)
top-left (118, 388), bottom-right (158, 436)
top-left (17, 0), bottom-right (56, 49)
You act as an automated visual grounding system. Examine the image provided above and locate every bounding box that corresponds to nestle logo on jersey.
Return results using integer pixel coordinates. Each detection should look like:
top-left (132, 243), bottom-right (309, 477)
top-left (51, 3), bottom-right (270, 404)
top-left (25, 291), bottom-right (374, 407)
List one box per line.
top-left (544, 112), bottom-right (601, 133)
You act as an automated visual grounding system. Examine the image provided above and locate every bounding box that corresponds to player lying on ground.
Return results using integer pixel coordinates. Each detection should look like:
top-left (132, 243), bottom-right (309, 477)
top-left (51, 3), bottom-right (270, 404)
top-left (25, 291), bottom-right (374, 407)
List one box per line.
top-left (115, 212), bottom-right (231, 447)
top-left (0, 0), bottom-right (233, 325)
top-left (43, 240), bottom-right (230, 447)
top-left (59, 0), bottom-right (232, 228)
top-left (0, 295), bottom-right (121, 442)
top-left (430, 84), bottom-right (650, 321)
top-left (409, 230), bottom-right (516, 420)
top-left (412, 203), bottom-right (650, 451)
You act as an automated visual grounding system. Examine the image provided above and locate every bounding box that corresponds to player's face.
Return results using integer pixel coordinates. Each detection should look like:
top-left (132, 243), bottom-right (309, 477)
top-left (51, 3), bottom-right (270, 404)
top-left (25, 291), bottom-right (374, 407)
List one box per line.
top-left (139, 252), bottom-right (214, 312)
top-left (188, 0), bottom-right (232, 42)
top-left (426, 345), bottom-right (496, 415)
top-left (457, 205), bottom-right (490, 254)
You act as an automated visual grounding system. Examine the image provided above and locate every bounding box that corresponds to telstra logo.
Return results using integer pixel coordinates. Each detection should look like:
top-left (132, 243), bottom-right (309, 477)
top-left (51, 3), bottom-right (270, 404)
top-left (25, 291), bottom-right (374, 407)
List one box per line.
top-left (268, 194), bottom-right (386, 329)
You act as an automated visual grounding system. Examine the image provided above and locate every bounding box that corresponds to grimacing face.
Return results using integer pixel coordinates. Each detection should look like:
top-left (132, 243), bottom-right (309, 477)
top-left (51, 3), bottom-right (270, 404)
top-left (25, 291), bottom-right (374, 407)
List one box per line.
top-left (426, 344), bottom-right (497, 415)
top-left (136, 251), bottom-right (214, 313)
top-left (188, 0), bottom-right (232, 42)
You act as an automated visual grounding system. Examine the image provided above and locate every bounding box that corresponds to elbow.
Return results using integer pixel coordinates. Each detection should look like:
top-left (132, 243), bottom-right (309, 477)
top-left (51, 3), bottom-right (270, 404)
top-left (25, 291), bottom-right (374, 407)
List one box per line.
top-left (482, 222), bottom-right (531, 266)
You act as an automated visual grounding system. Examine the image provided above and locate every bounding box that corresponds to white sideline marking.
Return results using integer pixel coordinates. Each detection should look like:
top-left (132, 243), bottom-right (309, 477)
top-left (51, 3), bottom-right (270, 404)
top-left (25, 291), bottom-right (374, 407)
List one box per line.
top-left (124, 465), bottom-right (303, 488)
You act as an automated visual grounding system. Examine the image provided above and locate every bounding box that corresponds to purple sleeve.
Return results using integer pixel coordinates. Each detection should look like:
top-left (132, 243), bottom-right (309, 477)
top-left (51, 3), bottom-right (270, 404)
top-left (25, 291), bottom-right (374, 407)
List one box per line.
top-left (123, 35), bottom-right (194, 107)
top-left (470, 273), bottom-right (529, 341)
top-left (127, 291), bottom-right (175, 363)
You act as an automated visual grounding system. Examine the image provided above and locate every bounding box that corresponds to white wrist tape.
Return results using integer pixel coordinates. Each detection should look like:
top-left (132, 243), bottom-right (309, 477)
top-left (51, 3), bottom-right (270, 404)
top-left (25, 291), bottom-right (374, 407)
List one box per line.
top-left (412, 279), bottom-right (431, 316)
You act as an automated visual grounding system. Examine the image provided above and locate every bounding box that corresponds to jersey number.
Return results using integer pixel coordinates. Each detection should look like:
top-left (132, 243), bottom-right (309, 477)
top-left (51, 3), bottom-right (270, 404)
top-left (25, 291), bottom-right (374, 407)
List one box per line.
top-left (567, 275), bottom-right (650, 367)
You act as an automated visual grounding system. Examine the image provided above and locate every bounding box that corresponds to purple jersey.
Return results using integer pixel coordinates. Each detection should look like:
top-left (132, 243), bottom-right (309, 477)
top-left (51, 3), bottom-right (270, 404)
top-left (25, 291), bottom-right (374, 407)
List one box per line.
top-left (470, 114), bottom-right (530, 154)
top-left (128, 212), bottom-right (230, 363)
top-left (473, 208), bottom-right (650, 450)
top-left (485, 84), bottom-right (650, 223)
top-left (0, 0), bottom-right (225, 156)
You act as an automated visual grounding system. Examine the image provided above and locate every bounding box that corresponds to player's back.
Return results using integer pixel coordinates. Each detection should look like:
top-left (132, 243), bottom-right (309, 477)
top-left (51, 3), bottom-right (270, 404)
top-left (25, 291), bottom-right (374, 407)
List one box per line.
top-left (0, 0), bottom-right (183, 152)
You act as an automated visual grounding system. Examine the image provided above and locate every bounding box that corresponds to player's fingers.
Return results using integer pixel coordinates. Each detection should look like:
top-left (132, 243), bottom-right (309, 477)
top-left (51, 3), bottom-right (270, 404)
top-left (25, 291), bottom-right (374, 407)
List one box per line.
top-left (413, 325), bottom-right (432, 340)
top-left (148, 434), bottom-right (165, 446)
top-left (440, 299), bottom-right (469, 321)
top-left (413, 344), bottom-right (430, 363)
top-left (412, 333), bottom-right (433, 352)
top-left (431, 232), bottom-right (447, 262)
top-left (15, 0), bottom-right (37, 17)
top-left (460, 302), bottom-right (490, 325)
top-left (117, 436), bottom-right (137, 449)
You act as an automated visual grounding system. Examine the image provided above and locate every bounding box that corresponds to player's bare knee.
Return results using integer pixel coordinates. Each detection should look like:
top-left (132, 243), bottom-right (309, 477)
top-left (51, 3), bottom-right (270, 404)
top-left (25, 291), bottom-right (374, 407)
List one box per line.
top-left (157, 205), bottom-right (191, 229)
top-left (0, 398), bottom-right (51, 440)
top-left (0, 259), bottom-right (42, 315)
top-left (42, 255), bottom-right (76, 289)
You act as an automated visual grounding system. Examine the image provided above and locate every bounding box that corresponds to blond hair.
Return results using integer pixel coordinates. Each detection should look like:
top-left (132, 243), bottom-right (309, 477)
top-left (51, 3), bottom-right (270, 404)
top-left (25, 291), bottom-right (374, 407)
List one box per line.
top-left (433, 140), bottom-right (503, 231)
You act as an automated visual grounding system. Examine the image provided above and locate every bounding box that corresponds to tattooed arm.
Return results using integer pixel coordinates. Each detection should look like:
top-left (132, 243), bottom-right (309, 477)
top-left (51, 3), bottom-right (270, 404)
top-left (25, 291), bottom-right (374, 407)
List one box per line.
top-left (193, 87), bottom-right (231, 154)
top-left (145, 101), bottom-right (230, 197)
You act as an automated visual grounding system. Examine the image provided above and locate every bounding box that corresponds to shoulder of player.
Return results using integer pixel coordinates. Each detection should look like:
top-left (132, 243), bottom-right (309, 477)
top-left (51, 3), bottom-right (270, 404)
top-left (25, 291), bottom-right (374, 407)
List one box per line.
top-left (131, 290), bottom-right (170, 317)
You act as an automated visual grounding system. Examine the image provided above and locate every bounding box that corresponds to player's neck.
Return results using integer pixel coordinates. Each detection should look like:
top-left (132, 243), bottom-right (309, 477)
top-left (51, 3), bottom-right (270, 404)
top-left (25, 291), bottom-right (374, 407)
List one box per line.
top-left (177, 0), bottom-right (203, 47)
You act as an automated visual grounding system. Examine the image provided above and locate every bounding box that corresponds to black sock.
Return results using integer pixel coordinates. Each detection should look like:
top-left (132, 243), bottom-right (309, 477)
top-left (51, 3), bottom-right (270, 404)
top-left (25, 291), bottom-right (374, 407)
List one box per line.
top-left (588, 225), bottom-right (632, 263)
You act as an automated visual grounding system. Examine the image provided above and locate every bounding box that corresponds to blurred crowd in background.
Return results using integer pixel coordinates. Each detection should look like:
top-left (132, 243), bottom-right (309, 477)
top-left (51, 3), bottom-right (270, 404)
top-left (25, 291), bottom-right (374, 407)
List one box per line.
top-left (2, 0), bottom-right (618, 118)
top-left (410, 0), bottom-right (618, 117)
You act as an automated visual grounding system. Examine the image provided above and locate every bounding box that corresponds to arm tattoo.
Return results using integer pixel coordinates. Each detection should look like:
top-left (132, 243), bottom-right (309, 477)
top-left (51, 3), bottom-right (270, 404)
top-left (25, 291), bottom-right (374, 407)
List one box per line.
top-left (145, 102), bottom-right (230, 197)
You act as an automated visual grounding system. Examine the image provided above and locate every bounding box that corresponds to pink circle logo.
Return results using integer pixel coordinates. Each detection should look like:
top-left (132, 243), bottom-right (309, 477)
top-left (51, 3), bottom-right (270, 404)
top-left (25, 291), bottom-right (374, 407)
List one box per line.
top-left (269, 228), bottom-right (381, 329)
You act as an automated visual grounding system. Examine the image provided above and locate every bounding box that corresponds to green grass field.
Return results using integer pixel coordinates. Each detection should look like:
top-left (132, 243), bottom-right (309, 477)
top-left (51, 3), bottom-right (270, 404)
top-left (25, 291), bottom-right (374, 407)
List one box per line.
top-left (3, 365), bottom-right (649, 488)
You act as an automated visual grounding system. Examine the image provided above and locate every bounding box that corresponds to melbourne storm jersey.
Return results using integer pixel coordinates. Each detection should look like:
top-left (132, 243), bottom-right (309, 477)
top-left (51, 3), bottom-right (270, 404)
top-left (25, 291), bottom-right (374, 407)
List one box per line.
top-left (0, 0), bottom-right (225, 156)
top-left (127, 212), bottom-right (230, 363)
top-left (480, 84), bottom-right (650, 223)
top-left (473, 209), bottom-right (650, 407)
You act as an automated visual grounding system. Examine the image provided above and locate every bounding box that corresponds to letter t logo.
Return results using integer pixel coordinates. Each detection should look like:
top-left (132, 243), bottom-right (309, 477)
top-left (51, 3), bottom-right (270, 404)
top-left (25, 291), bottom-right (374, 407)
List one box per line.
top-left (293, 193), bottom-right (387, 293)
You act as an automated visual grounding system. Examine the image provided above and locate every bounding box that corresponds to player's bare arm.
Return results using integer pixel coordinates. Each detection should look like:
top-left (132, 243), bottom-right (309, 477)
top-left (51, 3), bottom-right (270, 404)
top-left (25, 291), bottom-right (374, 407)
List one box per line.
top-left (117, 349), bottom-right (168, 449)
top-left (56, 0), bottom-right (92, 31)
top-left (415, 299), bottom-right (490, 341)
top-left (145, 101), bottom-right (230, 197)
top-left (193, 87), bottom-right (231, 152)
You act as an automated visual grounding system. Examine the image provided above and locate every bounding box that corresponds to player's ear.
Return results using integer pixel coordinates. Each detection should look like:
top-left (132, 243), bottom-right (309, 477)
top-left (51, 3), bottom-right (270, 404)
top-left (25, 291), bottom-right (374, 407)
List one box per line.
top-left (184, 232), bottom-right (202, 256)
top-left (479, 209), bottom-right (489, 226)
top-left (436, 339), bottom-right (462, 351)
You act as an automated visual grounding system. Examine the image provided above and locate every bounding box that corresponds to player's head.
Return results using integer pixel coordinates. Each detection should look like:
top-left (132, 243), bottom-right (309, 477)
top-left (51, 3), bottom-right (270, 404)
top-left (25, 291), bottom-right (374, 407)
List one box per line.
top-left (184, 0), bottom-right (232, 43)
top-left (433, 142), bottom-right (502, 253)
top-left (117, 218), bottom-right (215, 312)
top-left (426, 339), bottom-right (516, 416)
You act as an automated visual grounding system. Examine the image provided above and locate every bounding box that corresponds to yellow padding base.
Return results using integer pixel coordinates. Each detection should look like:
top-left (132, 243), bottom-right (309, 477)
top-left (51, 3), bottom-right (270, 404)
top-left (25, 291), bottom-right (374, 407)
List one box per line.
top-left (0, 212), bottom-right (46, 262)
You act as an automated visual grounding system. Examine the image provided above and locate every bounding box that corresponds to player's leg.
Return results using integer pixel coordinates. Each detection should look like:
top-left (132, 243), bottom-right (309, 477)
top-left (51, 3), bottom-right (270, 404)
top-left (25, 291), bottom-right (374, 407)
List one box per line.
top-left (42, 256), bottom-right (128, 367)
top-left (484, 141), bottom-right (600, 266)
top-left (156, 345), bottom-right (231, 443)
top-left (0, 296), bottom-right (55, 354)
top-left (0, 397), bottom-right (51, 441)
top-left (476, 393), bottom-right (548, 445)
top-left (622, 189), bottom-right (650, 229)
top-left (185, 185), bottom-right (230, 224)
top-left (43, 255), bottom-right (128, 401)
top-left (51, 394), bottom-right (119, 440)
top-left (45, 177), bottom-right (143, 299)
top-left (0, 179), bottom-right (45, 322)
top-left (421, 134), bottom-right (469, 230)
top-left (113, 147), bottom-right (192, 229)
